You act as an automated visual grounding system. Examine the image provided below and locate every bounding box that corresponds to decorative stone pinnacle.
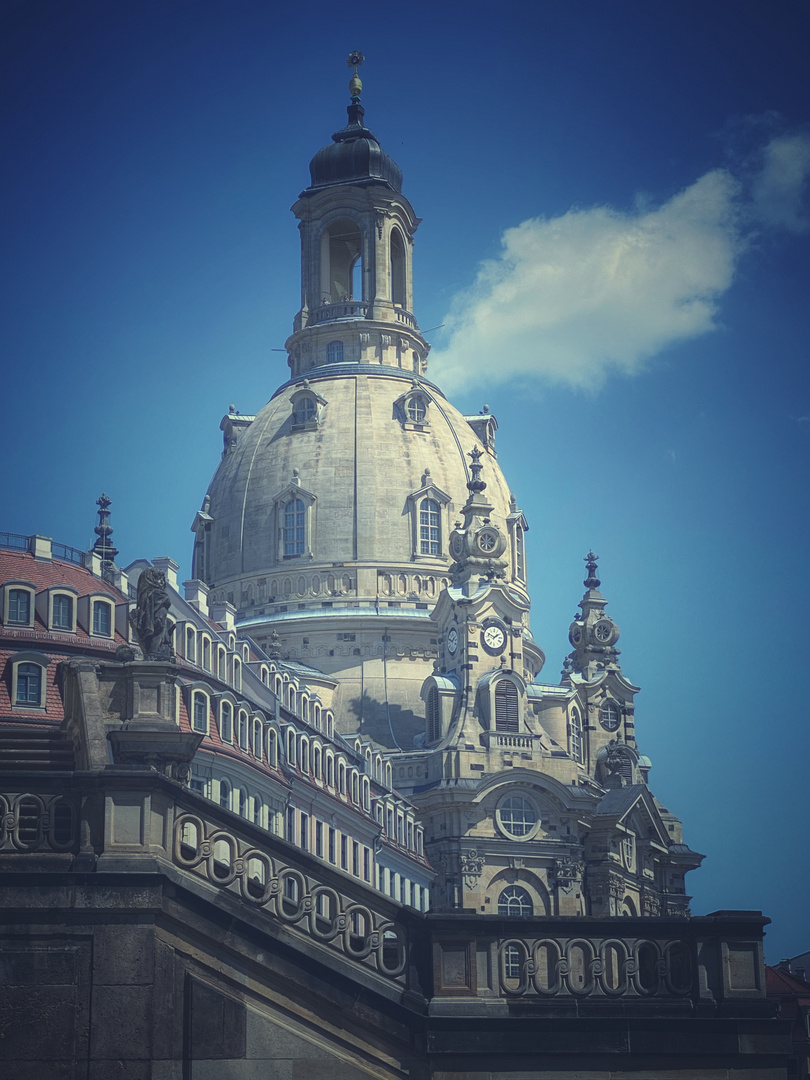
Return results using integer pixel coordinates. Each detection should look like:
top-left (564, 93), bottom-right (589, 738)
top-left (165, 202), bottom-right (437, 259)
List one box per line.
top-left (467, 447), bottom-right (486, 493)
top-left (583, 551), bottom-right (601, 589)
top-left (92, 492), bottom-right (119, 569)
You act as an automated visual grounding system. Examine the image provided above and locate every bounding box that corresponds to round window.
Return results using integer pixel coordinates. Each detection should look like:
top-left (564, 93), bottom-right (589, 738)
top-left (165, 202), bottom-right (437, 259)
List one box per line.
top-left (496, 795), bottom-right (539, 840)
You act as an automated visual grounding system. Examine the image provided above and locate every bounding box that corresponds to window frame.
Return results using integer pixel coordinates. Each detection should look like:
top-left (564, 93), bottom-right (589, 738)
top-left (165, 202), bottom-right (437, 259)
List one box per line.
top-left (4, 583), bottom-right (35, 627)
top-left (91, 597), bottom-right (114, 638)
top-left (191, 689), bottom-right (210, 735)
top-left (495, 793), bottom-right (541, 841)
top-left (11, 652), bottom-right (49, 709)
top-left (498, 884), bottom-right (533, 917)
top-left (405, 482), bottom-right (450, 562)
top-left (49, 589), bottom-right (77, 632)
top-left (218, 698), bottom-right (234, 744)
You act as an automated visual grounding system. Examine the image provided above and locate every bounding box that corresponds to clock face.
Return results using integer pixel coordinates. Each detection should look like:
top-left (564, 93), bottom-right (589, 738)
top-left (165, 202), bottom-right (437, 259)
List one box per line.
top-left (450, 535), bottom-right (464, 558)
top-left (594, 621), bottom-right (613, 642)
top-left (481, 621), bottom-right (507, 655)
top-left (447, 627), bottom-right (458, 655)
top-left (570, 625), bottom-right (583, 646)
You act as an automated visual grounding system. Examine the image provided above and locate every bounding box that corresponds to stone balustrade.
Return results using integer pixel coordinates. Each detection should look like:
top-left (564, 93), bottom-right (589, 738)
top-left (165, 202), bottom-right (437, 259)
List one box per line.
top-left (0, 775), bottom-right (771, 1017)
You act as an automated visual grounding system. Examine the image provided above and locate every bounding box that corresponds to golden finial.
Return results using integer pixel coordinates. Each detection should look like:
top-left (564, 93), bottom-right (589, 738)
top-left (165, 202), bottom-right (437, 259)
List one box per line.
top-left (347, 51), bottom-right (364, 101)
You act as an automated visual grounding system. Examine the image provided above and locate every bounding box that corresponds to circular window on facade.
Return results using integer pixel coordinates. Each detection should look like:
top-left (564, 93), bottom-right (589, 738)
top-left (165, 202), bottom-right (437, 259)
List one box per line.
top-left (496, 794), bottom-right (540, 840)
top-left (599, 700), bottom-right (621, 731)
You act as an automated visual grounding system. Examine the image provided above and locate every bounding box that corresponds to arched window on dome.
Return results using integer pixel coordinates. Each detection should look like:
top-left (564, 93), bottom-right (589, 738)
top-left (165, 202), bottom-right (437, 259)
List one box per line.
top-left (420, 499), bottom-right (440, 556)
top-left (284, 499), bottom-right (305, 557)
top-left (274, 483), bottom-right (316, 564)
top-left (407, 396), bottom-right (426, 423)
top-left (498, 885), bottom-right (533, 917)
top-left (290, 383), bottom-right (326, 430)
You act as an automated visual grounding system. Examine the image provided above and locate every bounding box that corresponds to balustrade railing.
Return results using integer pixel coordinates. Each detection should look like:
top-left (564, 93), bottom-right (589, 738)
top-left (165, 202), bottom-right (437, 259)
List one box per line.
top-left (173, 808), bottom-right (408, 983)
top-left (496, 932), bottom-right (692, 999)
top-left (309, 301), bottom-right (369, 325)
top-left (0, 792), bottom-right (78, 853)
top-left (0, 775), bottom-right (769, 1013)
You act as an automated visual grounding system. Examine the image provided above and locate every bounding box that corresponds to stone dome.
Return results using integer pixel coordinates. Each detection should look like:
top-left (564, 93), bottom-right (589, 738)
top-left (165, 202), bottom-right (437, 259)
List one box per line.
top-left (198, 365), bottom-right (529, 746)
top-left (204, 367), bottom-right (515, 591)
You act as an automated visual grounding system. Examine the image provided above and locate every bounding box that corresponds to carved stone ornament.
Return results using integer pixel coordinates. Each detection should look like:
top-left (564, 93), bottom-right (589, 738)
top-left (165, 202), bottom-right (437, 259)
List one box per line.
top-left (128, 567), bottom-right (175, 661)
top-left (554, 857), bottom-right (584, 891)
top-left (609, 878), bottom-right (626, 900)
top-left (641, 890), bottom-right (662, 917)
top-left (604, 737), bottom-right (626, 776)
top-left (460, 847), bottom-right (484, 889)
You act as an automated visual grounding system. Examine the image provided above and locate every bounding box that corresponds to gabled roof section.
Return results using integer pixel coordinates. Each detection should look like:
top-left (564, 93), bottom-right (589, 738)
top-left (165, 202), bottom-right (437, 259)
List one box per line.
top-left (593, 784), bottom-right (671, 846)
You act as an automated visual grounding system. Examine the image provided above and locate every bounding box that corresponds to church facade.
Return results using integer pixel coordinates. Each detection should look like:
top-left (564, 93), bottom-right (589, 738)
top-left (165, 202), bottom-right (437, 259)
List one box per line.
top-left (0, 58), bottom-right (789, 1077)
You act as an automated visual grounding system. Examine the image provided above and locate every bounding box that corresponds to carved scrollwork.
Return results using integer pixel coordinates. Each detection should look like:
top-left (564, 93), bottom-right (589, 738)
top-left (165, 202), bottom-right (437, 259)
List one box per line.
top-left (0, 792), bottom-right (77, 853)
top-left (460, 847), bottom-right (484, 889)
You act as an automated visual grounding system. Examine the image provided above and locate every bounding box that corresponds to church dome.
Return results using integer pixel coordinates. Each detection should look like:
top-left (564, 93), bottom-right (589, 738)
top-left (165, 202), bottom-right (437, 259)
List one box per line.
top-left (306, 108), bottom-right (402, 194)
top-left (203, 368), bottom-right (514, 589)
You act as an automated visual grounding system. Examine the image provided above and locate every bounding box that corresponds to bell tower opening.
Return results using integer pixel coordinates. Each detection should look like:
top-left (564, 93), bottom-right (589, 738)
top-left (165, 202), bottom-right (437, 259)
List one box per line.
top-left (321, 218), bottom-right (363, 303)
top-left (390, 227), bottom-right (406, 307)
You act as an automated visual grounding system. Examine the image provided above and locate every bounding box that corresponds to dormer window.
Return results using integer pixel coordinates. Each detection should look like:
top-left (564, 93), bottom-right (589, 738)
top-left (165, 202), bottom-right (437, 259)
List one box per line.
top-left (395, 387), bottom-right (431, 431)
top-left (192, 691), bottom-right (209, 734)
top-left (9, 651), bottom-right (50, 709)
top-left (6, 586), bottom-right (33, 626)
top-left (295, 396), bottom-right (316, 424)
top-left (47, 590), bottom-right (77, 632)
top-left (289, 383), bottom-right (326, 431)
top-left (16, 662), bottom-right (42, 706)
top-left (92, 599), bottom-right (113, 637)
top-left (406, 396), bottom-right (426, 423)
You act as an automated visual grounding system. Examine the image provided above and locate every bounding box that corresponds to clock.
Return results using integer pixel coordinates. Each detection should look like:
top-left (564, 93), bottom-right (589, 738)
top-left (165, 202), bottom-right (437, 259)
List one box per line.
top-left (481, 619), bottom-right (507, 655)
top-left (569, 624), bottom-right (583, 646)
top-left (593, 620), bottom-right (614, 643)
top-left (450, 535), bottom-right (465, 559)
top-left (446, 626), bottom-right (459, 655)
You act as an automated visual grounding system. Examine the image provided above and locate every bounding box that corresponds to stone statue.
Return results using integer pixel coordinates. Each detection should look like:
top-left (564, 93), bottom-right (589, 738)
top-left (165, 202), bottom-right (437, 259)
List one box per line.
top-left (128, 567), bottom-right (175, 661)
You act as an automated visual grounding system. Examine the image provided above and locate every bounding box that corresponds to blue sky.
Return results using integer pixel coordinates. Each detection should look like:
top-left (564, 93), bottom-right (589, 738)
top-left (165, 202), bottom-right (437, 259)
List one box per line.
top-left (2, 1), bottom-right (808, 961)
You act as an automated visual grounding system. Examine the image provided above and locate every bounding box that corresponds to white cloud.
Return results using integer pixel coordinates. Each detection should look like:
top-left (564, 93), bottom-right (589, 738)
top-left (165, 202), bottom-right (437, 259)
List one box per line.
top-left (430, 131), bottom-right (810, 396)
top-left (750, 133), bottom-right (810, 233)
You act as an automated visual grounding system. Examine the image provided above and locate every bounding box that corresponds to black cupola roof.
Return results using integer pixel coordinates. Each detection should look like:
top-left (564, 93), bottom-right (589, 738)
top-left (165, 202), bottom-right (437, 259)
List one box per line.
top-left (306, 99), bottom-right (403, 194)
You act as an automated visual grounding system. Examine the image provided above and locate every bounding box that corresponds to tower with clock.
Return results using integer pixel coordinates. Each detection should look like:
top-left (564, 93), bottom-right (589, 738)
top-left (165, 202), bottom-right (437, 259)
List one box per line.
top-left (193, 57), bottom-right (703, 924)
